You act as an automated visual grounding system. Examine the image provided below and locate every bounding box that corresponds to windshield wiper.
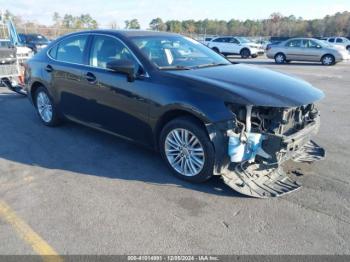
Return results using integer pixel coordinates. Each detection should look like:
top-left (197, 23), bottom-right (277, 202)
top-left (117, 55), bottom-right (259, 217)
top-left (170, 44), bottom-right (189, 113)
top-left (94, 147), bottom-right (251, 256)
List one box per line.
top-left (158, 65), bottom-right (192, 70)
top-left (194, 63), bottom-right (230, 69)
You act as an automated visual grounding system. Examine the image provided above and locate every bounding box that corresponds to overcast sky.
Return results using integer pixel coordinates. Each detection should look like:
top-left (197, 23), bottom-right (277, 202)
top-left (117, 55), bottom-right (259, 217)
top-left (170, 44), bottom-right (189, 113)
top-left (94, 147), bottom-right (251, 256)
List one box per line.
top-left (1, 0), bottom-right (350, 28)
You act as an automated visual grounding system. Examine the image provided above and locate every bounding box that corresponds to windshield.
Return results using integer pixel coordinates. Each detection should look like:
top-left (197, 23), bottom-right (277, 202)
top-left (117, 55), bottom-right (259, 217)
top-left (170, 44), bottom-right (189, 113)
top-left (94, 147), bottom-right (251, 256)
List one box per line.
top-left (313, 39), bottom-right (332, 48)
top-left (236, 37), bottom-right (251, 43)
top-left (130, 35), bottom-right (231, 69)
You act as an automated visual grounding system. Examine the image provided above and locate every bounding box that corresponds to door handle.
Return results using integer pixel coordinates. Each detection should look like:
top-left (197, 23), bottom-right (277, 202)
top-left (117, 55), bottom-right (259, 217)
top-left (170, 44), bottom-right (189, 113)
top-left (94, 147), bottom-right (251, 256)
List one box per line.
top-left (45, 65), bottom-right (53, 73)
top-left (84, 72), bottom-right (97, 84)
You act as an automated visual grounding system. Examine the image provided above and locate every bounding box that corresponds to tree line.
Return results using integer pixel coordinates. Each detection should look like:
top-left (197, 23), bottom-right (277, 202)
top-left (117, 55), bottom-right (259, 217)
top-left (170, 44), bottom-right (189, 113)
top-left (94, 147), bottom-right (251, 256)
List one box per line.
top-left (3, 9), bottom-right (350, 39)
top-left (148, 12), bottom-right (350, 37)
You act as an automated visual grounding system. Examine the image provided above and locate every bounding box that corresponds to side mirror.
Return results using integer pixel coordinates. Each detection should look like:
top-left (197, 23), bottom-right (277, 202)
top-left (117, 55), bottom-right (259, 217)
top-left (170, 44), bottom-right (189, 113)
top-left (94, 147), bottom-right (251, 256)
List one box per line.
top-left (106, 59), bottom-right (136, 82)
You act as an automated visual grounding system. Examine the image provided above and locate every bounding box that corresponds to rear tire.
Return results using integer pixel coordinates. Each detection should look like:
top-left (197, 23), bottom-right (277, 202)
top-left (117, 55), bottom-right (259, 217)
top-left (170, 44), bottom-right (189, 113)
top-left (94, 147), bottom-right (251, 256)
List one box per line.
top-left (321, 54), bottom-right (335, 66)
top-left (159, 116), bottom-right (215, 183)
top-left (274, 53), bottom-right (286, 64)
top-left (240, 48), bottom-right (251, 59)
top-left (34, 86), bottom-right (61, 126)
top-left (346, 46), bottom-right (350, 51)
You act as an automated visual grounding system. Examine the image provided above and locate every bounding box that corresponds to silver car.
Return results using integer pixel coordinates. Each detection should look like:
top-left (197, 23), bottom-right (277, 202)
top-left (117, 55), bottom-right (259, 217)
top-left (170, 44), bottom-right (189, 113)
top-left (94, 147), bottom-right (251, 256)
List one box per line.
top-left (266, 38), bottom-right (348, 65)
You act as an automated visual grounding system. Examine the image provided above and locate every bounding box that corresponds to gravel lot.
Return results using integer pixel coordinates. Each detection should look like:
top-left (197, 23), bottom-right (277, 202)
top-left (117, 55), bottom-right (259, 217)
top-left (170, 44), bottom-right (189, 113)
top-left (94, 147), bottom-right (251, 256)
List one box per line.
top-left (0, 57), bottom-right (349, 255)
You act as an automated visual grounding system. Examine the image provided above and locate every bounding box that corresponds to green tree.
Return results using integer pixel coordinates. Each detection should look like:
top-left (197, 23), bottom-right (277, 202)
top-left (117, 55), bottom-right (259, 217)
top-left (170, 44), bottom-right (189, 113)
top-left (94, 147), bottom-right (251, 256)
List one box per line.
top-left (165, 20), bottom-right (182, 32)
top-left (125, 19), bottom-right (140, 29)
top-left (149, 18), bottom-right (166, 31)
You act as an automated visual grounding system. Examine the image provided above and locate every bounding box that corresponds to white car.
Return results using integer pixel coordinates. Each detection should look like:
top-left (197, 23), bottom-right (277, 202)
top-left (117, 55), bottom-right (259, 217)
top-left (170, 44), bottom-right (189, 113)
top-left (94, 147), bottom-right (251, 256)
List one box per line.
top-left (207, 36), bottom-right (264, 58)
top-left (323, 37), bottom-right (350, 51)
top-left (200, 37), bottom-right (215, 46)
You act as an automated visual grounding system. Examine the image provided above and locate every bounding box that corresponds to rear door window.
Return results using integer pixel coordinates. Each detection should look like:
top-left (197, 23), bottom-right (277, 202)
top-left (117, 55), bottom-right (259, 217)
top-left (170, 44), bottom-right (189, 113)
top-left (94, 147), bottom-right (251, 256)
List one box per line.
top-left (56, 35), bottom-right (88, 64)
top-left (286, 40), bottom-right (301, 47)
top-left (213, 37), bottom-right (230, 43)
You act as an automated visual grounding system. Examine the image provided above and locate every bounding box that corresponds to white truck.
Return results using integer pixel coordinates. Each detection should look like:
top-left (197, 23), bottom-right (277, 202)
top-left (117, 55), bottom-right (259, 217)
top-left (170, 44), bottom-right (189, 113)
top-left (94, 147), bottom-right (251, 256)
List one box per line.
top-left (207, 36), bottom-right (264, 58)
top-left (0, 13), bottom-right (30, 95)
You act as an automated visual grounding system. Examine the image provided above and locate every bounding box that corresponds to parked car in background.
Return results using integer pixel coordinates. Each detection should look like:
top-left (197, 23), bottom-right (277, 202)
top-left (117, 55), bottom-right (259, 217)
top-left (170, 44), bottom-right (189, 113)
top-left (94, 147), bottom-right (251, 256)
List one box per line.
top-left (0, 39), bottom-right (16, 64)
top-left (25, 30), bottom-right (325, 198)
top-left (266, 38), bottom-right (348, 65)
top-left (207, 36), bottom-right (264, 58)
top-left (200, 37), bottom-right (215, 46)
top-left (255, 39), bottom-right (270, 50)
top-left (322, 37), bottom-right (350, 51)
top-left (18, 33), bottom-right (50, 53)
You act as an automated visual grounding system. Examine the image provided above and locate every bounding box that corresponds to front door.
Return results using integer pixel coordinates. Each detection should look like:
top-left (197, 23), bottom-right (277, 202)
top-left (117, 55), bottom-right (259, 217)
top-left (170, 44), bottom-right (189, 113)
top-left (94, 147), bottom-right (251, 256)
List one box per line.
top-left (301, 39), bottom-right (323, 61)
top-left (79, 34), bottom-right (152, 144)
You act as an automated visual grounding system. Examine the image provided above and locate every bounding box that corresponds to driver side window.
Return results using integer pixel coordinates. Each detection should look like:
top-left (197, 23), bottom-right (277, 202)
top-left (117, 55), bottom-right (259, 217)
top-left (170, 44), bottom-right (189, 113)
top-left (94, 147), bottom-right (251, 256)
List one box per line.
top-left (90, 35), bottom-right (138, 70)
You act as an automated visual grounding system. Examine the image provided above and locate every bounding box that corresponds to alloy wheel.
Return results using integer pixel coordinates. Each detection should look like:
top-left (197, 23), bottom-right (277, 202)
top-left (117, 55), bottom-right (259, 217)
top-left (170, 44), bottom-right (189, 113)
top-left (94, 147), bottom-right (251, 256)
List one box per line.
top-left (36, 91), bottom-right (53, 123)
top-left (322, 56), bottom-right (334, 65)
top-left (164, 128), bottom-right (205, 177)
top-left (275, 54), bottom-right (285, 64)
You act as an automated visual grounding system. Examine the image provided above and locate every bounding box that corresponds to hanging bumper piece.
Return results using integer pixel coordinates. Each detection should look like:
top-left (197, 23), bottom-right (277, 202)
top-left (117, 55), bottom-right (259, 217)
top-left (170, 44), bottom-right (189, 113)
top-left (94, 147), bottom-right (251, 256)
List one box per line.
top-left (222, 139), bottom-right (325, 198)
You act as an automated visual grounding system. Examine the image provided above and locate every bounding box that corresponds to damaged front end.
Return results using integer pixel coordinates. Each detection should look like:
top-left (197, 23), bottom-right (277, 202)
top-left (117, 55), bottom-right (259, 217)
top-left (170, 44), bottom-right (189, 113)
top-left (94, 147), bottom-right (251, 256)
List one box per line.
top-left (207, 104), bottom-right (325, 198)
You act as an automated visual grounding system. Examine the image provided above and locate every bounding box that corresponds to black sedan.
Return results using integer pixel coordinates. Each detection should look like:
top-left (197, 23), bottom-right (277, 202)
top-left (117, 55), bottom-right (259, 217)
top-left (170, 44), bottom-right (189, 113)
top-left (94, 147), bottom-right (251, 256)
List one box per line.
top-left (25, 30), bottom-right (325, 198)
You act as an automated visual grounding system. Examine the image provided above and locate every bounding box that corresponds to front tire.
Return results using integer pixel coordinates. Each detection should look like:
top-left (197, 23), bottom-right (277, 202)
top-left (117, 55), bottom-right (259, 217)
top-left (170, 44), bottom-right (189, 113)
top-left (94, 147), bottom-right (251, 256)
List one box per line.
top-left (159, 117), bottom-right (215, 183)
top-left (34, 86), bottom-right (61, 126)
top-left (321, 54), bottom-right (335, 66)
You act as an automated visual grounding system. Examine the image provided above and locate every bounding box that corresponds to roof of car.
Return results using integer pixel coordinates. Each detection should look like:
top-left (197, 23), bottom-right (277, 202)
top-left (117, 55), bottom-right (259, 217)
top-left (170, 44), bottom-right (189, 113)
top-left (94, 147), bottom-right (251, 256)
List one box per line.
top-left (69, 29), bottom-right (180, 38)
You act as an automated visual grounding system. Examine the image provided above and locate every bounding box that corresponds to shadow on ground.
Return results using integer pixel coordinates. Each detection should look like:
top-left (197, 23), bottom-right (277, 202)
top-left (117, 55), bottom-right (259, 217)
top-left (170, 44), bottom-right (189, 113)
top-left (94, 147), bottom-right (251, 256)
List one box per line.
top-left (0, 92), bottom-right (243, 198)
top-left (228, 57), bottom-right (328, 67)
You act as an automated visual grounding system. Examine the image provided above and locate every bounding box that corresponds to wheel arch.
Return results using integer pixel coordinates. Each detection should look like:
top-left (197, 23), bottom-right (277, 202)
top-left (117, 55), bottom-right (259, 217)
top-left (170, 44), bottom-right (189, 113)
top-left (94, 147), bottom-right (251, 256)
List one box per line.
top-left (30, 81), bottom-right (46, 104)
top-left (211, 46), bottom-right (220, 53)
top-left (274, 52), bottom-right (286, 58)
top-left (154, 108), bottom-right (210, 151)
top-left (320, 53), bottom-right (335, 62)
top-left (240, 47), bottom-right (250, 53)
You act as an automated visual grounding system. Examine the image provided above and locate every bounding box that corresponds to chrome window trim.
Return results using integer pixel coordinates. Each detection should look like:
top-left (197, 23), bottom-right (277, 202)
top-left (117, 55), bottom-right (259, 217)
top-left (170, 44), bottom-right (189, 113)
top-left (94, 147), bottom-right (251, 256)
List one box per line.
top-left (46, 32), bottom-right (150, 78)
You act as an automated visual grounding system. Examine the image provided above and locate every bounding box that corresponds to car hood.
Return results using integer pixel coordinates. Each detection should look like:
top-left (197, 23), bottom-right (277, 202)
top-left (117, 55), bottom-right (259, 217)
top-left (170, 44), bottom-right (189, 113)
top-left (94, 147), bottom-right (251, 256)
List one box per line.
top-left (167, 64), bottom-right (324, 107)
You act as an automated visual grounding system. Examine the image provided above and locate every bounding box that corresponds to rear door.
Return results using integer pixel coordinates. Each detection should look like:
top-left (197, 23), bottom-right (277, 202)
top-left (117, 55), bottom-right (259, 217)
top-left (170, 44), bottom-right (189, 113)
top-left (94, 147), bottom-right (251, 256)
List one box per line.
top-left (210, 37), bottom-right (229, 53)
top-left (45, 34), bottom-right (91, 121)
top-left (284, 39), bottom-right (302, 60)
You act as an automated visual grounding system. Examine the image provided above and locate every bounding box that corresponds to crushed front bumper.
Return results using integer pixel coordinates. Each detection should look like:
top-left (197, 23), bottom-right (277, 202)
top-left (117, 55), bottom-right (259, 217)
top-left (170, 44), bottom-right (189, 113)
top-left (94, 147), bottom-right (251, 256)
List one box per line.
top-left (207, 117), bottom-right (325, 198)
